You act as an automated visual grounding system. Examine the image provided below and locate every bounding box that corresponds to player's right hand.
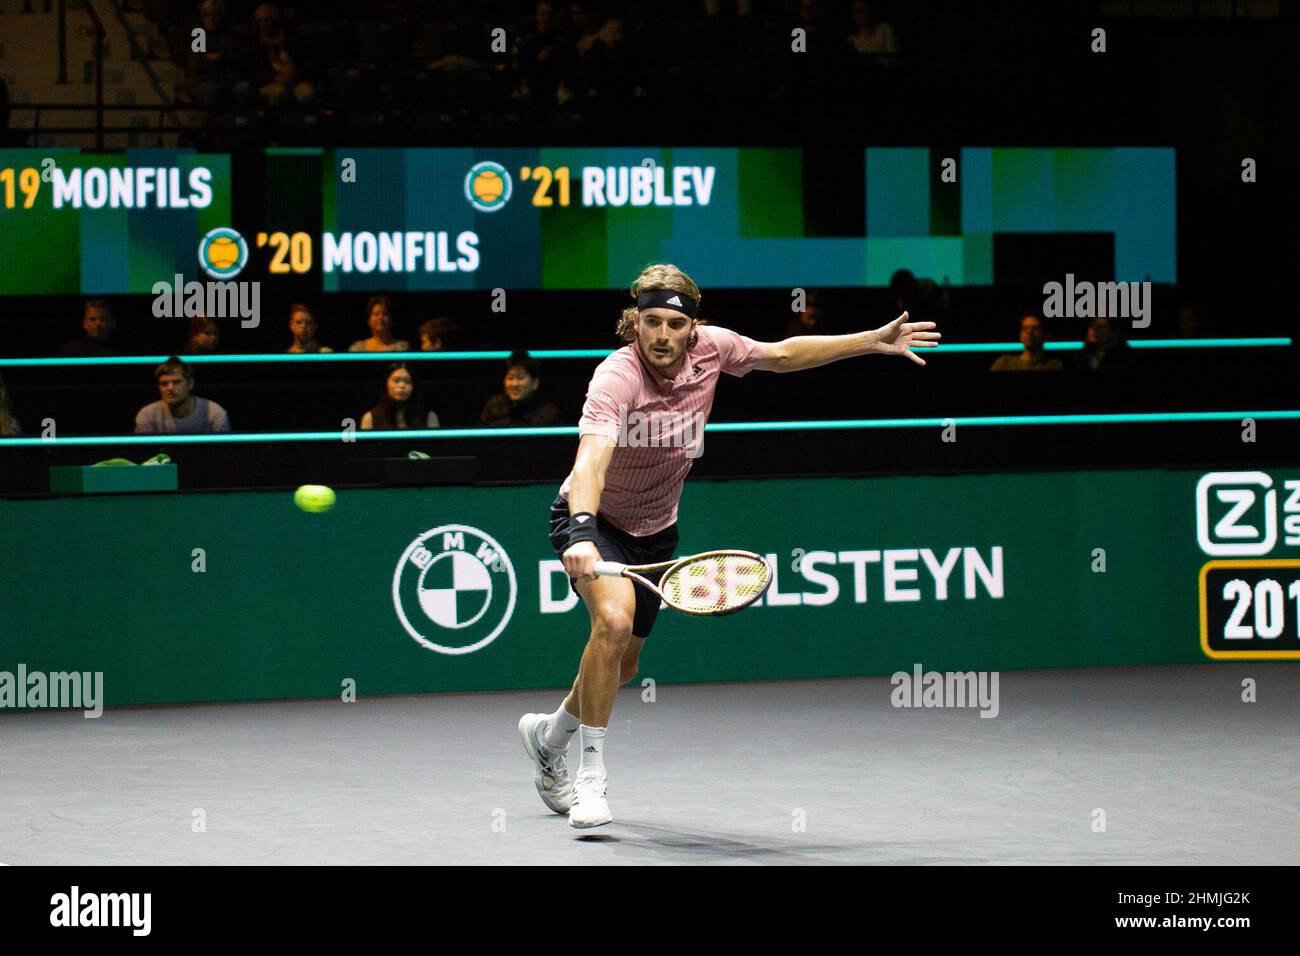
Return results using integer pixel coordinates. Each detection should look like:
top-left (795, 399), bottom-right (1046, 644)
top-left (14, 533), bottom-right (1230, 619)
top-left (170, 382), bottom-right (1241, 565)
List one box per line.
top-left (562, 541), bottom-right (601, 581)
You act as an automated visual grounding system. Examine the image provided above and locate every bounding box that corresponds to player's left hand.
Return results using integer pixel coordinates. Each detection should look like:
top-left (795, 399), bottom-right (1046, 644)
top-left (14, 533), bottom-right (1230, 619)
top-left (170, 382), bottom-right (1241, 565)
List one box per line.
top-left (873, 311), bottom-right (941, 366)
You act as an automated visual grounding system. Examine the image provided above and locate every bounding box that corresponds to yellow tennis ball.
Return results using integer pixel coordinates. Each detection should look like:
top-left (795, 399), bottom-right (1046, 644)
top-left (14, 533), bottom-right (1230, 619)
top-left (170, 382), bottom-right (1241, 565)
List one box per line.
top-left (473, 170), bottom-right (503, 203)
top-left (294, 484), bottom-right (335, 513)
top-left (207, 236), bottom-right (240, 269)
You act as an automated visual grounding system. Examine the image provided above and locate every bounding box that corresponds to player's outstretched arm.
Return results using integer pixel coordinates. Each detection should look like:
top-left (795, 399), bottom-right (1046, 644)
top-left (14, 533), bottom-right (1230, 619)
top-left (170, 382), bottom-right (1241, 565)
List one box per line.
top-left (754, 311), bottom-right (941, 372)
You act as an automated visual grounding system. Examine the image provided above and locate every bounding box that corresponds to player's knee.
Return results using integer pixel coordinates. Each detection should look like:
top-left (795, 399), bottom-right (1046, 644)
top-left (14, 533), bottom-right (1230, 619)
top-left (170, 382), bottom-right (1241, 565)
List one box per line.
top-left (593, 604), bottom-right (633, 643)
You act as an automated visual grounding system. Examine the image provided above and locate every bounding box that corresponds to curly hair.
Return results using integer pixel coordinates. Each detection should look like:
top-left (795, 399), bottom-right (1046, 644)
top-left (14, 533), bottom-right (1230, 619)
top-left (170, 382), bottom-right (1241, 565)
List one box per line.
top-left (615, 263), bottom-right (705, 344)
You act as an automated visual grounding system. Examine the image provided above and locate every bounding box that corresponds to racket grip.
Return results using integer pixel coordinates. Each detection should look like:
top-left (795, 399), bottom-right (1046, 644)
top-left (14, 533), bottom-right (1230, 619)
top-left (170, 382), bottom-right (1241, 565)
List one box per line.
top-left (593, 561), bottom-right (626, 577)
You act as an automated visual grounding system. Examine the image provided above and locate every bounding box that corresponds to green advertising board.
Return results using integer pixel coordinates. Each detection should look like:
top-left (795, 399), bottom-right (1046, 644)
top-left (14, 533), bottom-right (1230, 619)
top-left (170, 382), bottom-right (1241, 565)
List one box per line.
top-left (1, 468), bottom-right (1297, 708)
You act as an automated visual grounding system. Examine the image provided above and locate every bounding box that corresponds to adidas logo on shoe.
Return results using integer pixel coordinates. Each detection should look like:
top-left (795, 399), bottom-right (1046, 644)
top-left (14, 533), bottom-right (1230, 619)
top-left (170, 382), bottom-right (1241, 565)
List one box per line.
top-left (583, 745), bottom-right (598, 753)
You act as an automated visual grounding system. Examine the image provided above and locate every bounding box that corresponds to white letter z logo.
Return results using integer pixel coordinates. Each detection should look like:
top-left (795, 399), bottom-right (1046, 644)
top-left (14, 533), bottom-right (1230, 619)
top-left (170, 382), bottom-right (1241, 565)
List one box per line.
top-left (1196, 471), bottom-right (1277, 556)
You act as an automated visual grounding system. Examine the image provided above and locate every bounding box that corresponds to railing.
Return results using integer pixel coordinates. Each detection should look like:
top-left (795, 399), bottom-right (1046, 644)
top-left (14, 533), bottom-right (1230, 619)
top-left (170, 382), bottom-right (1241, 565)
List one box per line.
top-left (0, 340), bottom-right (1291, 369)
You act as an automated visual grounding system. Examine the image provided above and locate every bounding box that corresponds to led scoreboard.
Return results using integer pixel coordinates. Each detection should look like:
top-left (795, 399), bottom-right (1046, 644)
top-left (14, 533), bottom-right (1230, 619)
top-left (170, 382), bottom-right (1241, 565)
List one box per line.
top-left (0, 146), bottom-right (1176, 294)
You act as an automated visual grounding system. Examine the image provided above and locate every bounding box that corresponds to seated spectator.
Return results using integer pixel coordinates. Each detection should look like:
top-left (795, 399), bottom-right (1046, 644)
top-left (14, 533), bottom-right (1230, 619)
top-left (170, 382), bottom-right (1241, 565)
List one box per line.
top-left (360, 362), bottom-right (439, 430)
top-left (847, 0), bottom-right (898, 55)
top-left (251, 4), bottom-right (315, 107)
top-left (990, 314), bottom-right (1064, 372)
top-left (1076, 315), bottom-right (1134, 372)
top-left (184, 315), bottom-right (222, 354)
top-left (58, 299), bottom-right (119, 357)
top-left (287, 304), bottom-right (333, 353)
top-left (418, 317), bottom-right (459, 352)
top-left (0, 371), bottom-right (21, 437)
top-left (782, 290), bottom-right (824, 339)
top-left (260, 49), bottom-right (315, 107)
top-left (135, 357), bottom-right (231, 434)
top-left (186, 0), bottom-right (254, 110)
top-left (480, 350), bottom-right (561, 427)
top-left (348, 295), bottom-right (410, 352)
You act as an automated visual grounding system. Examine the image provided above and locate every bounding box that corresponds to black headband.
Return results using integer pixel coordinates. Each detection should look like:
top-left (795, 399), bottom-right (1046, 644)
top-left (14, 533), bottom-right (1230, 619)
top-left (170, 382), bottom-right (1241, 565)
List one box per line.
top-left (636, 288), bottom-right (698, 318)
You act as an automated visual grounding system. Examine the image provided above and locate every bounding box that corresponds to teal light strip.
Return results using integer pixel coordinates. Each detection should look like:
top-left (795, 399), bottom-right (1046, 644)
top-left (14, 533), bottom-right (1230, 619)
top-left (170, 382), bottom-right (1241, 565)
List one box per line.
top-left (4, 411), bottom-right (1297, 448)
top-left (0, 350), bottom-right (615, 368)
top-left (0, 338), bottom-right (1289, 368)
top-left (1127, 338), bottom-right (1292, 349)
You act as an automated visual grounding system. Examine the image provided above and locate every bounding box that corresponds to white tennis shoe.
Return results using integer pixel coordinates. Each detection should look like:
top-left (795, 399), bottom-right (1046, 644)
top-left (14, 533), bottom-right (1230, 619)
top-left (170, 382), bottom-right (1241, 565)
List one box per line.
top-left (569, 769), bottom-right (612, 829)
top-left (517, 713), bottom-right (573, 814)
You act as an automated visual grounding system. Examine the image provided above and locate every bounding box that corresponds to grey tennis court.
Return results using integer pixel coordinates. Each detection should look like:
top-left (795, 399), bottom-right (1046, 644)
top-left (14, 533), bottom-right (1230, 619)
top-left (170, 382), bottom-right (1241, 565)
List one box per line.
top-left (2, 664), bottom-right (1294, 866)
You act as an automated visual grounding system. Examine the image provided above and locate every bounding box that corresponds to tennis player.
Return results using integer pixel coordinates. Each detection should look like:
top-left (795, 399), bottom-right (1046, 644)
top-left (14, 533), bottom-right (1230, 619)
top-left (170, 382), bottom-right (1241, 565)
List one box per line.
top-left (519, 263), bottom-right (941, 828)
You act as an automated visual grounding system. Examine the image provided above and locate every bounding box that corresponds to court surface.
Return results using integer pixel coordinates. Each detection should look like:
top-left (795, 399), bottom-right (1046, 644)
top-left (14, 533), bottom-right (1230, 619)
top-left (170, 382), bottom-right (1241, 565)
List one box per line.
top-left (2, 664), bottom-right (1296, 865)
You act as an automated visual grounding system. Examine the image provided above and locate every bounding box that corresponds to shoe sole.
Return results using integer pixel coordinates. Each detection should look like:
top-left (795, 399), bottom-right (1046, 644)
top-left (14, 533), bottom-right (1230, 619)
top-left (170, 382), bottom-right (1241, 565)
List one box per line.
top-left (517, 714), bottom-right (571, 815)
top-left (569, 814), bottom-right (613, 829)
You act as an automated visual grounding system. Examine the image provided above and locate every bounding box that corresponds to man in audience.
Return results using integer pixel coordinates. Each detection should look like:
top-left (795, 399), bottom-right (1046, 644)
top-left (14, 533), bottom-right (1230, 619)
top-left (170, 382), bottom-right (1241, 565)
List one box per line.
top-left (287, 304), bottom-right (333, 353)
top-left (480, 350), bottom-right (561, 426)
top-left (418, 317), bottom-right (459, 352)
top-left (1076, 315), bottom-right (1134, 372)
top-left (58, 299), bottom-right (120, 357)
top-left (135, 357), bottom-right (231, 433)
top-left (990, 313), bottom-right (1064, 372)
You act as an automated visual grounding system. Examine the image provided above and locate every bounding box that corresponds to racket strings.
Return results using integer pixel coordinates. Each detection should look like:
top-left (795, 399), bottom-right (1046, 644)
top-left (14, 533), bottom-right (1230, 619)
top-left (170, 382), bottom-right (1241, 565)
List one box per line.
top-left (661, 554), bottom-right (770, 614)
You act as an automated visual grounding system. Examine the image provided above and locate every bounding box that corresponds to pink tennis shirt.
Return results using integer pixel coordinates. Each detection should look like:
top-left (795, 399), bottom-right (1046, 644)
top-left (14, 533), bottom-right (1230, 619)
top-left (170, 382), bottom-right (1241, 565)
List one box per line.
top-left (558, 323), bottom-right (764, 536)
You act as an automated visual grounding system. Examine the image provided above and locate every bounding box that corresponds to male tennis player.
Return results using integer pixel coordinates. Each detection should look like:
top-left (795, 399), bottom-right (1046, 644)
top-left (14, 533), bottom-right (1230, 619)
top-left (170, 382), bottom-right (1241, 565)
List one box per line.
top-left (520, 263), bottom-right (940, 828)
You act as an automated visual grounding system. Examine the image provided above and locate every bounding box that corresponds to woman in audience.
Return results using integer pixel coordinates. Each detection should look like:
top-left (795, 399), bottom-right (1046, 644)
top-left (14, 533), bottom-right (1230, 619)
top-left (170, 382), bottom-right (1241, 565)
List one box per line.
top-left (184, 315), bottom-right (222, 354)
top-left (349, 295), bottom-right (410, 352)
top-left (360, 362), bottom-right (439, 430)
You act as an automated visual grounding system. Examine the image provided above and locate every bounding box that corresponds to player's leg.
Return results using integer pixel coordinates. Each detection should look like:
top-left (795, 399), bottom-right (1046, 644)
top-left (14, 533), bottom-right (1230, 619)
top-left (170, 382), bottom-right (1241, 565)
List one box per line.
top-left (558, 635), bottom-right (647, 719)
top-left (567, 572), bottom-right (636, 828)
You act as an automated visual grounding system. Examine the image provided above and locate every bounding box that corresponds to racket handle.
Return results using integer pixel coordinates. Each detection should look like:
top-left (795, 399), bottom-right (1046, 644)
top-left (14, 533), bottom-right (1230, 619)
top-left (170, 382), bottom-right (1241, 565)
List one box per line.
top-left (593, 561), bottom-right (626, 577)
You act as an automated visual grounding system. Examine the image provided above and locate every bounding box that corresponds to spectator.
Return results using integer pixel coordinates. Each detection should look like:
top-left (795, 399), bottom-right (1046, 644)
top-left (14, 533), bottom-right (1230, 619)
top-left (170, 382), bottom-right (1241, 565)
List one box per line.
top-left (479, 350), bottom-right (561, 427)
top-left (990, 314), bottom-right (1064, 372)
top-left (186, 0), bottom-right (254, 110)
top-left (360, 363), bottom-right (439, 430)
top-left (0, 371), bottom-right (21, 437)
top-left (348, 295), bottom-right (410, 352)
top-left (250, 4), bottom-right (315, 107)
top-left (418, 317), bottom-right (459, 352)
top-left (782, 290), bottom-right (824, 339)
top-left (184, 315), bottom-right (222, 354)
top-left (847, 0), bottom-right (898, 55)
top-left (287, 304), bottom-right (332, 353)
top-left (135, 357), bottom-right (231, 433)
top-left (889, 268), bottom-right (937, 325)
top-left (511, 1), bottom-right (567, 107)
top-left (1076, 315), bottom-right (1134, 372)
top-left (58, 299), bottom-right (119, 357)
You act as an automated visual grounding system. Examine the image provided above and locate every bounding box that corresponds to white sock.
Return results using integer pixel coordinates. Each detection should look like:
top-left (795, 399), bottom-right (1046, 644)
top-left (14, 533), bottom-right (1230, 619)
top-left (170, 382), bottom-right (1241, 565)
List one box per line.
top-left (577, 724), bottom-right (607, 776)
top-left (541, 701), bottom-right (580, 751)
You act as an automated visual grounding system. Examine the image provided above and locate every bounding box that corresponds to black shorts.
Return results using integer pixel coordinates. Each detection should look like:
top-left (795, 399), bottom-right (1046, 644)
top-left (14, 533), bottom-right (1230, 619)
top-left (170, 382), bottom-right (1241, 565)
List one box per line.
top-left (549, 494), bottom-right (680, 639)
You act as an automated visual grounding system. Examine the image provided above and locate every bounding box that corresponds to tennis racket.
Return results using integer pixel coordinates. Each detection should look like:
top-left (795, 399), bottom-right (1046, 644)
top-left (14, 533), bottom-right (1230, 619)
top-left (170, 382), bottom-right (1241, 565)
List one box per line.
top-left (594, 550), bottom-right (772, 616)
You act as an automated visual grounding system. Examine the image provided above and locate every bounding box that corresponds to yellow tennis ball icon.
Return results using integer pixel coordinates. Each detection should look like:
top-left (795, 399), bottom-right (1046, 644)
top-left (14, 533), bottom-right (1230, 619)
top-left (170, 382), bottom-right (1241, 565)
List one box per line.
top-left (294, 485), bottom-right (336, 513)
top-left (473, 170), bottom-right (504, 204)
top-left (206, 236), bottom-right (240, 270)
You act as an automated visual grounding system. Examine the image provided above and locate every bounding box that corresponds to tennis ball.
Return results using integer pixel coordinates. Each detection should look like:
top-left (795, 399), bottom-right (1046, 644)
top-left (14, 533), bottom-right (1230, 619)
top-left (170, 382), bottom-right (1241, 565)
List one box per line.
top-left (206, 236), bottom-right (240, 270)
top-left (294, 484), bottom-right (336, 513)
top-left (473, 170), bottom-right (504, 203)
